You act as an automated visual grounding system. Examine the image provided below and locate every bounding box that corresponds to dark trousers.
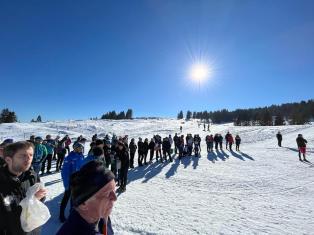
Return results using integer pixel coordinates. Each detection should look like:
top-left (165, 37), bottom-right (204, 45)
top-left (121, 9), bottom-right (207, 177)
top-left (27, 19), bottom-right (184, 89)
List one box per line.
top-left (188, 146), bottom-right (193, 155)
top-left (60, 189), bottom-right (71, 219)
top-left (53, 148), bottom-right (57, 160)
top-left (65, 145), bottom-right (70, 154)
top-left (156, 149), bottom-right (162, 160)
top-left (41, 154), bottom-right (52, 173)
top-left (120, 165), bottom-right (129, 188)
top-left (144, 152), bottom-right (148, 164)
top-left (219, 142), bottom-right (223, 150)
top-left (130, 152), bottom-right (135, 167)
top-left (229, 143), bottom-right (233, 150)
top-left (149, 149), bottom-right (154, 161)
top-left (236, 144), bottom-right (240, 151)
top-left (215, 142), bottom-right (218, 150)
top-left (56, 153), bottom-right (65, 171)
top-left (278, 140), bottom-right (282, 147)
top-left (138, 152), bottom-right (144, 166)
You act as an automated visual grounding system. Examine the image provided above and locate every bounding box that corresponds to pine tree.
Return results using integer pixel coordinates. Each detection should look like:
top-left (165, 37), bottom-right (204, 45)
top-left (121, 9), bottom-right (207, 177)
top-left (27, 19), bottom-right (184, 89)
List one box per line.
top-left (274, 114), bottom-right (285, 126)
top-left (177, 111), bottom-right (184, 119)
top-left (126, 109), bottom-right (133, 119)
top-left (0, 108), bottom-right (17, 123)
top-left (186, 111), bottom-right (192, 120)
top-left (36, 115), bottom-right (42, 122)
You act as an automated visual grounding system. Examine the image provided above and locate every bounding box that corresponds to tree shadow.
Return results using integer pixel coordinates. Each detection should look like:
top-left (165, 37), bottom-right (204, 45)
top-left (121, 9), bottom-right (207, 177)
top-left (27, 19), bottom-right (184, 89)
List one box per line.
top-left (230, 150), bottom-right (245, 161)
top-left (192, 155), bottom-right (199, 169)
top-left (207, 152), bottom-right (217, 163)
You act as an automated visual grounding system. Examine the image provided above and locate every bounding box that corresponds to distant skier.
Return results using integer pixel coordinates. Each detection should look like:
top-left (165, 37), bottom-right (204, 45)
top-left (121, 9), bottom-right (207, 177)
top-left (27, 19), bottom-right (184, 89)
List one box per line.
top-left (214, 134), bottom-right (219, 150)
top-left (276, 131), bottom-right (282, 147)
top-left (235, 135), bottom-right (241, 151)
top-left (207, 123), bottom-right (210, 131)
top-left (218, 134), bottom-right (223, 150)
top-left (180, 126), bottom-right (183, 133)
top-left (206, 134), bottom-right (214, 152)
top-left (129, 138), bottom-right (137, 168)
top-left (148, 138), bottom-right (155, 162)
top-left (225, 132), bottom-right (231, 150)
top-left (296, 134), bottom-right (308, 161)
top-left (227, 134), bottom-right (234, 151)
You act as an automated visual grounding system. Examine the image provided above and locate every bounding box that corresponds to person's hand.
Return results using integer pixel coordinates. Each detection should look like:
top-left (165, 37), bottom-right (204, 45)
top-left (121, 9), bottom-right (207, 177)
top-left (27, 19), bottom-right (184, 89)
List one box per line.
top-left (35, 188), bottom-right (47, 200)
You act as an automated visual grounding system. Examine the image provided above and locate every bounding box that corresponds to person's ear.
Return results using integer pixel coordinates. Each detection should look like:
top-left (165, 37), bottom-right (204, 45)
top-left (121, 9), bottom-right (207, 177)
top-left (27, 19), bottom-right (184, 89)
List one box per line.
top-left (78, 202), bottom-right (89, 211)
top-left (4, 156), bottom-right (12, 165)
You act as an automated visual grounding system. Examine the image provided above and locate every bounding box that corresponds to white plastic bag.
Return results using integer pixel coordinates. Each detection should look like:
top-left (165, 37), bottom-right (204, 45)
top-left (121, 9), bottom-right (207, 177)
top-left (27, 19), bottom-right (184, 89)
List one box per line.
top-left (19, 182), bottom-right (51, 232)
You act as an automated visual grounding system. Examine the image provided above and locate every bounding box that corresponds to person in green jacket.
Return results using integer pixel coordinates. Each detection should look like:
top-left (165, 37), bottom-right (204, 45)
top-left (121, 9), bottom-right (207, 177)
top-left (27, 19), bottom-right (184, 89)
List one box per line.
top-left (32, 136), bottom-right (47, 174)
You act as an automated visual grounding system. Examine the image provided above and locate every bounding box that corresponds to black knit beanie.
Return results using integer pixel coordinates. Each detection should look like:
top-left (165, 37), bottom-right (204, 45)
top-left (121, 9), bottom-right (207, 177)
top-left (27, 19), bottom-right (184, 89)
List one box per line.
top-left (70, 160), bottom-right (115, 207)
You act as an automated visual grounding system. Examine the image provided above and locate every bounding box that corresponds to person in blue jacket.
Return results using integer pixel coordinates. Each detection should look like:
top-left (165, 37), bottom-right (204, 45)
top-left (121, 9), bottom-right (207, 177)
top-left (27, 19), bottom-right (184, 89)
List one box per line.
top-left (57, 160), bottom-right (116, 235)
top-left (59, 142), bottom-right (84, 222)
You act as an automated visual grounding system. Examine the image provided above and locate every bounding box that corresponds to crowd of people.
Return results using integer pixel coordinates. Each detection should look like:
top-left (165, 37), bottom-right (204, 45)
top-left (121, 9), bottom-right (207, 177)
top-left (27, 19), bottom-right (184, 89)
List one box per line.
top-left (0, 129), bottom-right (310, 234)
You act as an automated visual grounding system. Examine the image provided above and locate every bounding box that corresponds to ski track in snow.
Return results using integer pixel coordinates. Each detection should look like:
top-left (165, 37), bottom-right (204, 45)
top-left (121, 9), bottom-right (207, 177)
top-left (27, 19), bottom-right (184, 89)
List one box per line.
top-left (1, 119), bottom-right (314, 235)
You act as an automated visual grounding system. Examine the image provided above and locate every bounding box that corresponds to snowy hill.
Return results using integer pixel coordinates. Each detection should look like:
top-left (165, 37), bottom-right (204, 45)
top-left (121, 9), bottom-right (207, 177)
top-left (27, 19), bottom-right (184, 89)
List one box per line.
top-left (1, 119), bottom-right (314, 234)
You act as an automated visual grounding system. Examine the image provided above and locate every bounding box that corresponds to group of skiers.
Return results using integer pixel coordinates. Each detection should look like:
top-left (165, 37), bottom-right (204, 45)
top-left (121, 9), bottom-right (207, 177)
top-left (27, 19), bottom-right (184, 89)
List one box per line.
top-left (205, 132), bottom-right (242, 152)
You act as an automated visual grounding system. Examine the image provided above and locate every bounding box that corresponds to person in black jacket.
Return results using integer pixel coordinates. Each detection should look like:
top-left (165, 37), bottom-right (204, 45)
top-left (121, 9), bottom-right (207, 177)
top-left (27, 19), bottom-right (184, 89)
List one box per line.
top-left (143, 138), bottom-right (149, 165)
top-left (162, 137), bottom-right (172, 162)
top-left (296, 134), bottom-right (308, 161)
top-left (129, 138), bottom-right (137, 168)
top-left (276, 131), bottom-right (282, 147)
top-left (148, 138), bottom-right (155, 162)
top-left (173, 133), bottom-right (179, 155)
top-left (116, 141), bottom-right (130, 192)
top-left (137, 138), bottom-right (145, 166)
top-left (0, 141), bottom-right (47, 235)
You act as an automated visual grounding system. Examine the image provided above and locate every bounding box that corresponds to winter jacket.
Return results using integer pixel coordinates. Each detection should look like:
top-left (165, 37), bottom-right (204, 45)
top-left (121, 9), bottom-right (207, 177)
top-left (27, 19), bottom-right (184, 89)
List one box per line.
top-left (235, 136), bottom-right (241, 145)
top-left (57, 140), bottom-right (67, 155)
top-left (162, 140), bottom-right (171, 151)
top-left (143, 141), bottom-right (149, 154)
top-left (61, 151), bottom-right (84, 190)
top-left (33, 144), bottom-right (47, 163)
top-left (0, 166), bottom-right (43, 235)
top-left (148, 141), bottom-right (155, 150)
top-left (227, 135), bottom-right (234, 144)
top-left (56, 209), bottom-right (114, 235)
top-left (276, 134), bottom-right (282, 141)
top-left (129, 141), bottom-right (137, 153)
top-left (44, 139), bottom-right (55, 154)
top-left (116, 147), bottom-right (129, 168)
top-left (137, 141), bottom-right (144, 154)
top-left (296, 137), bottom-right (307, 148)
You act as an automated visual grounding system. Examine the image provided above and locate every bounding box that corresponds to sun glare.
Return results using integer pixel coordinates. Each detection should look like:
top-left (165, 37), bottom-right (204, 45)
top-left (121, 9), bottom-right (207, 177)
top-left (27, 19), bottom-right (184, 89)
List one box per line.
top-left (189, 63), bottom-right (211, 82)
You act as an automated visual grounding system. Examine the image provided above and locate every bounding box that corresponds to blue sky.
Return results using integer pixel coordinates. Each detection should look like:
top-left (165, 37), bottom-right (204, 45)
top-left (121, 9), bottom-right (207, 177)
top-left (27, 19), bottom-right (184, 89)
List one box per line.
top-left (0, 0), bottom-right (314, 121)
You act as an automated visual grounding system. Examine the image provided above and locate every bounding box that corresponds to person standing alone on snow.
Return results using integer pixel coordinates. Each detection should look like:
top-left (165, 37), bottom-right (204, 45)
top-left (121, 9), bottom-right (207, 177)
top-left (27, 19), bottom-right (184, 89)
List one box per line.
top-left (276, 131), bottom-right (282, 147)
top-left (296, 134), bottom-right (308, 162)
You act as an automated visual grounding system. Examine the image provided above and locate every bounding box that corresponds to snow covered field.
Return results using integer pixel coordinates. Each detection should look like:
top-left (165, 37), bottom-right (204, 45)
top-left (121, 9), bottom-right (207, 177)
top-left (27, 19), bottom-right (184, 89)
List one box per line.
top-left (1, 119), bottom-right (314, 234)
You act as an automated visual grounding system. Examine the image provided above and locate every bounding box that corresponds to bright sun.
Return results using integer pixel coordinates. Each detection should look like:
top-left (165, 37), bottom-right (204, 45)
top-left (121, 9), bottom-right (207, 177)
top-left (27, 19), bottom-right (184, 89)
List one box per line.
top-left (189, 63), bottom-right (211, 82)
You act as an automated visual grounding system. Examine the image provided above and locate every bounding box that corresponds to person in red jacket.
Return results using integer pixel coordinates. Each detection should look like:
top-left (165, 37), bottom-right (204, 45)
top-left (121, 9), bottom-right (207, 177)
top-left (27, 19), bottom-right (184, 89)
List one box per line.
top-left (228, 134), bottom-right (234, 151)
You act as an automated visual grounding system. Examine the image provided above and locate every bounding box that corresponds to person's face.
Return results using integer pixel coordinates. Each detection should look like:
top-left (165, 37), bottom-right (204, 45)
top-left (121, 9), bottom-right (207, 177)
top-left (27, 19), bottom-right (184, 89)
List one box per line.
top-left (5, 147), bottom-right (33, 174)
top-left (84, 180), bottom-right (117, 219)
